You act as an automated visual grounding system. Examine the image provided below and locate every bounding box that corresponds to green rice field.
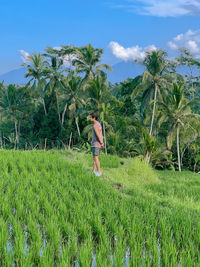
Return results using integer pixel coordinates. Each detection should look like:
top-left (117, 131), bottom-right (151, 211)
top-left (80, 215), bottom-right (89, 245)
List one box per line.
top-left (0, 150), bottom-right (199, 266)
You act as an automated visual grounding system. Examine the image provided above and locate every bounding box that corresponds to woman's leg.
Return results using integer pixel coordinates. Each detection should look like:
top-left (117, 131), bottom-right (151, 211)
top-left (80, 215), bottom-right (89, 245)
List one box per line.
top-left (94, 155), bottom-right (101, 173)
top-left (93, 156), bottom-right (97, 172)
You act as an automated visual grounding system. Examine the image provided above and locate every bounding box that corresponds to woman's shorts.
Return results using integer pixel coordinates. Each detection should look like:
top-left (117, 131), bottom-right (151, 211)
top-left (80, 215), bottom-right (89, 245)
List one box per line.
top-left (92, 147), bottom-right (100, 156)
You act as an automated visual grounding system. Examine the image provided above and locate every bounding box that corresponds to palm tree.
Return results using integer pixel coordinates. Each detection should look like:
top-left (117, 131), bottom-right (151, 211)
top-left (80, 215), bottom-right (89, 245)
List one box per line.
top-left (68, 44), bottom-right (112, 81)
top-left (60, 72), bottom-right (85, 136)
top-left (23, 52), bottom-right (49, 115)
top-left (0, 85), bottom-right (32, 148)
top-left (42, 54), bottom-right (65, 124)
top-left (179, 118), bottom-right (200, 169)
top-left (131, 50), bottom-right (175, 163)
top-left (175, 48), bottom-right (200, 100)
top-left (46, 44), bottom-right (112, 80)
top-left (45, 44), bottom-right (75, 67)
top-left (132, 50), bottom-right (172, 136)
top-left (158, 82), bottom-right (200, 171)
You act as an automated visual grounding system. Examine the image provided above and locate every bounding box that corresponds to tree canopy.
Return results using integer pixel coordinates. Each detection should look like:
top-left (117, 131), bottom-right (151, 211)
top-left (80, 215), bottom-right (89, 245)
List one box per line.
top-left (0, 45), bottom-right (199, 172)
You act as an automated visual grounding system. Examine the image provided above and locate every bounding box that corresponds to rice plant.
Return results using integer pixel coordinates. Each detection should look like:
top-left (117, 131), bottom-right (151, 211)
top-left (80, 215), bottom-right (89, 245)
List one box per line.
top-left (0, 150), bottom-right (199, 266)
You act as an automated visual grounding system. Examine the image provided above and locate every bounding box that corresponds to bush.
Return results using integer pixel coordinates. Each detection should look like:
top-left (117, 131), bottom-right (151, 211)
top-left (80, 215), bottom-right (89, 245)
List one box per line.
top-left (128, 157), bottom-right (159, 185)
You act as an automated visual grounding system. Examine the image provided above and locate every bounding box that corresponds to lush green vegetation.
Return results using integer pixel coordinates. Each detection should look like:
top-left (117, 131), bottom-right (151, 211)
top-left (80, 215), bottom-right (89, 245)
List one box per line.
top-left (0, 150), bottom-right (199, 266)
top-left (0, 45), bottom-right (199, 172)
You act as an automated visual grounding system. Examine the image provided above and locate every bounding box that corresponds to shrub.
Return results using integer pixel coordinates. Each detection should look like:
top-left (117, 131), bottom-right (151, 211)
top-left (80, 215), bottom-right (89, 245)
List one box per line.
top-left (128, 157), bottom-right (159, 185)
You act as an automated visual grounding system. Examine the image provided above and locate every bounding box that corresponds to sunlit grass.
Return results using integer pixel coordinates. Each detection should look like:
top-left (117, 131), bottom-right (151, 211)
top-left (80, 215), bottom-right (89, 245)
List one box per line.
top-left (0, 149), bottom-right (199, 266)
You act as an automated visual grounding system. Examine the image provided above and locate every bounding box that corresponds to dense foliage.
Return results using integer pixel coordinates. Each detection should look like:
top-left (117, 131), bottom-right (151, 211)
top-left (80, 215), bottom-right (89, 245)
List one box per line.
top-left (0, 45), bottom-right (199, 172)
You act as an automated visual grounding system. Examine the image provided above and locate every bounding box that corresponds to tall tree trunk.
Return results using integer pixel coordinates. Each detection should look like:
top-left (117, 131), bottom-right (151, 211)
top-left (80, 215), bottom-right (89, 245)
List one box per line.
top-left (3, 134), bottom-right (5, 149)
top-left (75, 117), bottom-right (81, 137)
top-left (44, 138), bottom-right (47, 150)
top-left (150, 83), bottom-right (158, 136)
top-left (146, 152), bottom-right (151, 164)
top-left (68, 132), bottom-right (72, 149)
top-left (56, 92), bottom-right (61, 125)
top-left (18, 120), bottom-right (21, 144)
top-left (103, 120), bottom-right (107, 155)
top-left (38, 78), bottom-right (47, 115)
top-left (42, 98), bottom-right (47, 115)
top-left (145, 151), bottom-right (149, 164)
top-left (61, 103), bottom-right (68, 125)
top-left (181, 146), bottom-right (187, 166)
top-left (177, 125), bottom-right (181, 172)
top-left (15, 120), bottom-right (19, 144)
top-left (0, 131), bottom-right (2, 149)
top-left (147, 83), bottom-right (158, 163)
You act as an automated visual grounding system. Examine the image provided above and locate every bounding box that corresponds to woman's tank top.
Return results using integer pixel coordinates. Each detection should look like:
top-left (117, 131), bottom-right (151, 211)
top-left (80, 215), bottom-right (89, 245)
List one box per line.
top-left (91, 121), bottom-right (103, 148)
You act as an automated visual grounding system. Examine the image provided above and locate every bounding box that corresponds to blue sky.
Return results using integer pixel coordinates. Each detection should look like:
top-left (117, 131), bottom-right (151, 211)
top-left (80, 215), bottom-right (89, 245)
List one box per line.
top-left (0, 0), bottom-right (200, 74)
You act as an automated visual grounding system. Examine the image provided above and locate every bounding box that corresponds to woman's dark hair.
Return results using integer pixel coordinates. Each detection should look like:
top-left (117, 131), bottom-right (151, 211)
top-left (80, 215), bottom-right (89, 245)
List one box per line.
top-left (90, 111), bottom-right (99, 120)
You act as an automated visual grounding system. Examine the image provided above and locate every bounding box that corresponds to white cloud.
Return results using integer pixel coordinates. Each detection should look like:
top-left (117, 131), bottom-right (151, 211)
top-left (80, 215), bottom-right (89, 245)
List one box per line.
top-left (62, 54), bottom-right (77, 67)
top-left (187, 40), bottom-right (199, 53)
top-left (146, 44), bottom-right (157, 52)
top-left (109, 41), bottom-right (157, 62)
top-left (53, 46), bottom-right (61, 51)
top-left (174, 34), bottom-right (184, 41)
top-left (168, 41), bottom-right (178, 50)
top-left (19, 50), bottom-right (30, 63)
top-left (52, 47), bottom-right (77, 67)
top-left (167, 29), bottom-right (200, 55)
top-left (113, 0), bottom-right (200, 17)
top-left (139, 1), bottom-right (189, 17)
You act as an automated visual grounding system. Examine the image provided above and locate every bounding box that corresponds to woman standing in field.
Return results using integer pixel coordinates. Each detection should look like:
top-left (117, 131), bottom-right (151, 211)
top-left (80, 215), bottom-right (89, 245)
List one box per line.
top-left (90, 111), bottom-right (104, 176)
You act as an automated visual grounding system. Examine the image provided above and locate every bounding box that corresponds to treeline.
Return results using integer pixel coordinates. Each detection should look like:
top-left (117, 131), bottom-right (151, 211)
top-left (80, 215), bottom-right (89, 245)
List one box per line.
top-left (0, 45), bottom-right (199, 172)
